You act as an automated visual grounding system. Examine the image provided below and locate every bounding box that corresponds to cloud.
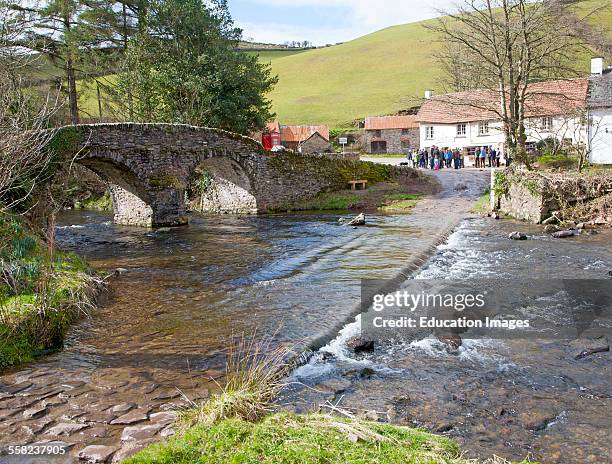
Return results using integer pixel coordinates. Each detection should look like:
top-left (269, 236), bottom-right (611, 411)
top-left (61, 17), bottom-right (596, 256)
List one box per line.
top-left (236, 0), bottom-right (454, 44)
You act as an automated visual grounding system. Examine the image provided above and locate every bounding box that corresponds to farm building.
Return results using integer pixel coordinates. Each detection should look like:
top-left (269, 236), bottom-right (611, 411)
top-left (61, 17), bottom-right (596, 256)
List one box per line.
top-left (363, 116), bottom-right (420, 154)
top-left (279, 124), bottom-right (331, 154)
top-left (587, 58), bottom-right (612, 165)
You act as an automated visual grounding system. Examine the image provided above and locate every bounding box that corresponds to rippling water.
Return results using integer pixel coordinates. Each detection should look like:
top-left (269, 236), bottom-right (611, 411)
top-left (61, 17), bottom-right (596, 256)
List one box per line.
top-left (285, 218), bottom-right (612, 463)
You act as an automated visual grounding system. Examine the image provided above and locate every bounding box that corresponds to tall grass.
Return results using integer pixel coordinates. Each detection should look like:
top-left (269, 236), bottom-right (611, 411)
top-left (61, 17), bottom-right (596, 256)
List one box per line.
top-left (181, 333), bottom-right (292, 426)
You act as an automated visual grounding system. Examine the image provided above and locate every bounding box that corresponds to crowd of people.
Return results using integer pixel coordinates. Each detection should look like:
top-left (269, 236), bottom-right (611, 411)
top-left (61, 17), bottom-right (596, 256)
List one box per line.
top-left (404, 146), bottom-right (508, 170)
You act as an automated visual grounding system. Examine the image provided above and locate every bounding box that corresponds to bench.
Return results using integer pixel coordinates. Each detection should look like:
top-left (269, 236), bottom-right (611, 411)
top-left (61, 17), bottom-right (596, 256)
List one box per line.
top-left (348, 179), bottom-right (368, 190)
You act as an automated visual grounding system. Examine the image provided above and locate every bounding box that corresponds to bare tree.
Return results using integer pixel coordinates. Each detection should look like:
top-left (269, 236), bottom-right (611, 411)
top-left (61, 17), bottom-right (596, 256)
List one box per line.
top-left (428, 0), bottom-right (592, 164)
top-left (0, 2), bottom-right (61, 213)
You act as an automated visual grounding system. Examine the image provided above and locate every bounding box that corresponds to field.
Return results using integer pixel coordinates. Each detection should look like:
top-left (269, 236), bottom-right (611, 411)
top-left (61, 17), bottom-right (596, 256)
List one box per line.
top-left (266, 0), bottom-right (611, 127)
top-left (35, 0), bottom-right (612, 127)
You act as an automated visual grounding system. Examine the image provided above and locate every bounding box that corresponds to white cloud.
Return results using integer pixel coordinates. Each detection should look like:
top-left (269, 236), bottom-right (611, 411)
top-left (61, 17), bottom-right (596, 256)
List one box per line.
top-left (237, 0), bottom-right (454, 44)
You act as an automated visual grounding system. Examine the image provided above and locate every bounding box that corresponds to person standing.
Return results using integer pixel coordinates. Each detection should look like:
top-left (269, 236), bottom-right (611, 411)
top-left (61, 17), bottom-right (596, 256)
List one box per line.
top-left (479, 146), bottom-right (486, 168)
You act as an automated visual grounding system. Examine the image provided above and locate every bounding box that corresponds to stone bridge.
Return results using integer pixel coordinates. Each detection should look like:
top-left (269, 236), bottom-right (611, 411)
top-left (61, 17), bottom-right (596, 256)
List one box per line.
top-left (57, 123), bottom-right (416, 227)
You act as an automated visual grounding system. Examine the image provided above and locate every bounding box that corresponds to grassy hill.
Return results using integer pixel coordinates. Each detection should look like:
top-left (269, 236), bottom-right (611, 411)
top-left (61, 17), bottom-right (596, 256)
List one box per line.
top-left (40, 0), bottom-right (611, 127)
top-left (266, 0), bottom-right (611, 127)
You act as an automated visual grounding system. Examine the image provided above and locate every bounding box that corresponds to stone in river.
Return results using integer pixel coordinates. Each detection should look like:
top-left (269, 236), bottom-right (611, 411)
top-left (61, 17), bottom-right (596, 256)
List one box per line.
top-left (437, 334), bottom-right (462, 351)
top-left (120, 423), bottom-right (164, 442)
top-left (508, 231), bottom-right (527, 240)
top-left (149, 411), bottom-right (177, 426)
top-left (347, 336), bottom-right (374, 352)
top-left (569, 336), bottom-right (609, 359)
top-left (3, 381), bottom-right (33, 395)
top-left (111, 438), bottom-right (158, 463)
top-left (346, 213), bottom-right (365, 226)
top-left (21, 417), bottom-right (54, 435)
top-left (23, 403), bottom-right (47, 419)
top-left (153, 390), bottom-right (180, 401)
top-left (110, 402), bottom-right (135, 414)
top-left (45, 422), bottom-right (89, 436)
top-left (160, 425), bottom-right (175, 437)
top-left (81, 410), bottom-right (117, 424)
top-left (78, 445), bottom-right (119, 463)
top-left (318, 378), bottom-right (351, 394)
top-left (518, 409), bottom-right (558, 431)
top-left (110, 407), bottom-right (151, 425)
top-left (552, 229), bottom-right (578, 238)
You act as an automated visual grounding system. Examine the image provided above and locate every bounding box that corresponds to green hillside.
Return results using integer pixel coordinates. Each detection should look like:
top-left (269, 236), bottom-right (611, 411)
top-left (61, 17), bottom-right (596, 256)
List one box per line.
top-left (50, 0), bottom-right (612, 126)
top-left (267, 0), bottom-right (611, 127)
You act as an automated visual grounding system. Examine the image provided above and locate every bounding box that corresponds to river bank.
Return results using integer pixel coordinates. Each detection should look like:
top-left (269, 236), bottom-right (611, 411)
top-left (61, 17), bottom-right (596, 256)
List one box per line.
top-left (0, 169), bottom-right (490, 462)
top-left (0, 214), bottom-right (104, 372)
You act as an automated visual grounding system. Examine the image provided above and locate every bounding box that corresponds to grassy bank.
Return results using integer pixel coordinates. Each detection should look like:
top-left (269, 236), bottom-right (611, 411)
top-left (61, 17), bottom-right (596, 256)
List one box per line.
top-left (126, 413), bottom-right (472, 464)
top-left (0, 213), bottom-right (101, 371)
top-left (471, 190), bottom-right (491, 215)
top-left (74, 192), bottom-right (113, 211)
top-left (288, 187), bottom-right (422, 213)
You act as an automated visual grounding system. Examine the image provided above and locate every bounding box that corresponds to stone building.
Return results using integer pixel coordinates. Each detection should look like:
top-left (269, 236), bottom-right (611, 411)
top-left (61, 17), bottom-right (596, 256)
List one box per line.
top-left (363, 116), bottom-right (420, 154)
top-left (280, 124), bottom-right (331, 153)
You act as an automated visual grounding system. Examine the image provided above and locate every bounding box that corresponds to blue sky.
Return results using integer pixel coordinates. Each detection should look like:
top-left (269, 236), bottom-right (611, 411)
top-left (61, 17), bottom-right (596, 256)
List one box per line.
top-left (229, 0), bottom-right (455, 45)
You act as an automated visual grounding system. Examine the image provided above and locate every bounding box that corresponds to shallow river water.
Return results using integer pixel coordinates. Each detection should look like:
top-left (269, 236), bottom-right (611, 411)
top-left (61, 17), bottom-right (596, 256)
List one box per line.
top-left (0, 169), bottom-right (609, 463)
top-left (284, 218), bottom-right (612, 463)
top-left (1, 169), bottom-right (490, 463)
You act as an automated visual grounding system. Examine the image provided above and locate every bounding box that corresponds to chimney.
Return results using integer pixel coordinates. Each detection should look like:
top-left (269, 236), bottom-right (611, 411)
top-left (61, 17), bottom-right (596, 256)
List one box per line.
top-left (424, 89), bottom-right (434, 99)
top-left (591, 57), bottom-right (604, 75)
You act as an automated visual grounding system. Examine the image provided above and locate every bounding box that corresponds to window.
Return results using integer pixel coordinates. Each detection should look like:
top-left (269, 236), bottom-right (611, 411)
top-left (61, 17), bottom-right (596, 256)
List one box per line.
top-left (425, 126), bottom-right (434, 139)
top-left (541, 117), bottom-right (553, 131)
top-left (401, 129), bottom-right (411, 135)
top-left (370, 141), bottom-right (387, 154)
top-left (456, 124), bottom-right (466, 136)
top-left (372, 129), bottom-right (382, 138)
top-left (478, 121), bottom-right (489, 135)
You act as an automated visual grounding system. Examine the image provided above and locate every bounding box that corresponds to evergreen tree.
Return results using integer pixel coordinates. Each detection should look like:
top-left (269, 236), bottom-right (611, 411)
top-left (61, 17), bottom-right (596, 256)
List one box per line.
top-left (116, 0), bottom-right (277, 134)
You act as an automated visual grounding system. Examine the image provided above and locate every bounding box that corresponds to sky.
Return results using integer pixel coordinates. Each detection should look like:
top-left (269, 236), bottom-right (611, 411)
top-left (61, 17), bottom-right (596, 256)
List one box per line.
top-left (228, 0), bottom-right (457, 46)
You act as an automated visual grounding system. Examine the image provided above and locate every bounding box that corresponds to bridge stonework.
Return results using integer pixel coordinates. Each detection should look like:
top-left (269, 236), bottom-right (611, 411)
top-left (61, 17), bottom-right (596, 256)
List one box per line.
top-left (62, 123), bottom-right (417, 227)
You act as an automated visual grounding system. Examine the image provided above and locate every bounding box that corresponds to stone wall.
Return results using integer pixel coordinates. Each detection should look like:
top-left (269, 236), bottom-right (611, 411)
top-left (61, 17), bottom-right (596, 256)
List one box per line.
top-left (364, 128), bottom-right (420, 154)
top-left (495, 167), bottom-right (612, 224)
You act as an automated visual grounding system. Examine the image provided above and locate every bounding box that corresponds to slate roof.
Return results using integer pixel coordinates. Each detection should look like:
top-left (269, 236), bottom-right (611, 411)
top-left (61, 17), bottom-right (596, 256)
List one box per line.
top-left (416, 78), bottom-right (589, 124)
top-left (364, 115), bottom-right (419, 130)
top-left (587, 72), bottom-right (612, 109)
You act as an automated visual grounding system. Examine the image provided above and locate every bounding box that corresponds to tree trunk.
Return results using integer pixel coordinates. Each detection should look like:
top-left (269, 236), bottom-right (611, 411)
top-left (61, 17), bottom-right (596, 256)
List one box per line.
top-left (122, 2), bottom-right (134, 119)
top-left (64, 14), bottom-right (79, 125)
top-left (66, 55), bottom-right (79, 125)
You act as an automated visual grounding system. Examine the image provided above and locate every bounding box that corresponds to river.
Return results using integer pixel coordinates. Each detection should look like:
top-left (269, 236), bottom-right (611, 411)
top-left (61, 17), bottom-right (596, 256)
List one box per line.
top-left (0, 169), bottom-right (609, 463)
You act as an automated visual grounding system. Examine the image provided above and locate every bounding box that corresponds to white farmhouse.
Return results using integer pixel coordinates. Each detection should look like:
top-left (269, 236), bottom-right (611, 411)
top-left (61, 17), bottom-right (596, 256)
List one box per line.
top-left (416, 79), bottom-right (589, 166)
top-left (587, 58), bottom-right (612, 164)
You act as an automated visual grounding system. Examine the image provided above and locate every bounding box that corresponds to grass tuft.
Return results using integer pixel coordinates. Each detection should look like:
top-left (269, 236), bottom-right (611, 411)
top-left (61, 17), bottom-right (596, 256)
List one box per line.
top-left (180, 334), bottom-right (291, 427)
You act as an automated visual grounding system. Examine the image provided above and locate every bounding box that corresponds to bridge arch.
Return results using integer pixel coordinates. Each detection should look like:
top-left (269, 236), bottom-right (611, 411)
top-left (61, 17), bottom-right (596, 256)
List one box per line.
top-left (58, 123), bottom-right (265, 227)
